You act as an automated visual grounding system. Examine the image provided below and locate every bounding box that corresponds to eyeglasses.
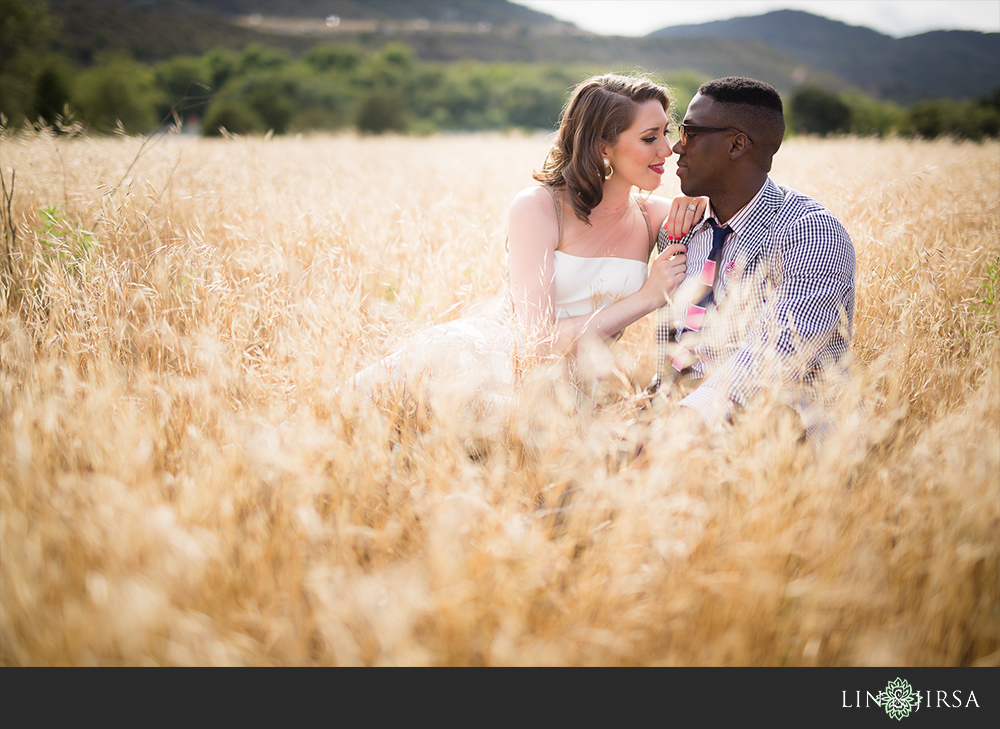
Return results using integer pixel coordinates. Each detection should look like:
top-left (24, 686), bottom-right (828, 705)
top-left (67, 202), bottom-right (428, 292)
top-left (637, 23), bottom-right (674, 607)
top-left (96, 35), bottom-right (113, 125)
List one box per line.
top-left (676, 124), bottom-right (753, 146)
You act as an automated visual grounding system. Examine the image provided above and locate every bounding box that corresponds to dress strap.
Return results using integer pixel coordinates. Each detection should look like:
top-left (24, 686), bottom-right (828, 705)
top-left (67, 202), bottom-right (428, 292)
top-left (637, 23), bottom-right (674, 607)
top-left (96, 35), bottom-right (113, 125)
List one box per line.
top-left (636, 198), bottom-right (655, 258)
top-left (542, 185), bottom-right (564, 246)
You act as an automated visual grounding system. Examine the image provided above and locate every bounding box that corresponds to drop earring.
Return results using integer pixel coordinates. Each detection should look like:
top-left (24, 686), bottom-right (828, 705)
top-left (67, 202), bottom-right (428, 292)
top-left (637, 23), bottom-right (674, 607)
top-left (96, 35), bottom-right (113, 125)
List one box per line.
top-left (603, 158), bottom-right (614, 181)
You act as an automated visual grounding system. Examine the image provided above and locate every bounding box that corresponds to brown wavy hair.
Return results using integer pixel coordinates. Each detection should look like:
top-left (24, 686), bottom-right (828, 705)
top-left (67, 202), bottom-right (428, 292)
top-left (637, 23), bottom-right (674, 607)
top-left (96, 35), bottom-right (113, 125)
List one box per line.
top-left (533, 73), bottom-right (672, 223)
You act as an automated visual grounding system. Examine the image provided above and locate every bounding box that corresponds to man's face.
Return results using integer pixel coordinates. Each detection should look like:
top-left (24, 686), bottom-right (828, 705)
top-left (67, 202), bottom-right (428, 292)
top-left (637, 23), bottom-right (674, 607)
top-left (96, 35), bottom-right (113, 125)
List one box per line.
top-left (672, 93), bottom-right (736, 198)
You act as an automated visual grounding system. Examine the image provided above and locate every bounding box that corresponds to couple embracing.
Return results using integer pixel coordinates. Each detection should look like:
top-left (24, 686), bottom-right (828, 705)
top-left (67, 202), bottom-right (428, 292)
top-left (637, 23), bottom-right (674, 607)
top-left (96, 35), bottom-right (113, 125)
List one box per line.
top-left (347, 74), bottom-right (856, 454)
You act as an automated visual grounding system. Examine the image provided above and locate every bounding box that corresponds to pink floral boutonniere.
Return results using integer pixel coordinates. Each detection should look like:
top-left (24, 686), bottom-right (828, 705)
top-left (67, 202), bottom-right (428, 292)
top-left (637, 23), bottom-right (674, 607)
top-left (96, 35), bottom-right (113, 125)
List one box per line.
top-left (722, 260), bottom-right (746, 287)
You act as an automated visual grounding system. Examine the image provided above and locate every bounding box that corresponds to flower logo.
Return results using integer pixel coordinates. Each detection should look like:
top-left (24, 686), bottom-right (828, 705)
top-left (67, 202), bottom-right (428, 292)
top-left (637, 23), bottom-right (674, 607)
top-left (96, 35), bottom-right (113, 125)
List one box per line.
top-left (877, 678), bottom-right (920, 720)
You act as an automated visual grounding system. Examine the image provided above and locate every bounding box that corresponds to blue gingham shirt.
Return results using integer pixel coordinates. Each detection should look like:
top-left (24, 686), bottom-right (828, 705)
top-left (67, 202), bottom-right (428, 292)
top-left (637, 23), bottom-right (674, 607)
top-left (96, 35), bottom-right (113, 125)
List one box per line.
top-left (655, 178), bottom-right (856, 433)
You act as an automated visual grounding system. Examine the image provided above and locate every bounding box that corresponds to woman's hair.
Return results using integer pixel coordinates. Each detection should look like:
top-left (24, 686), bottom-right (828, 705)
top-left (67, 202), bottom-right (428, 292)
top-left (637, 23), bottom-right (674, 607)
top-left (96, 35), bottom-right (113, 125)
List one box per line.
top-left (533, 73), bottom-right (671, 223)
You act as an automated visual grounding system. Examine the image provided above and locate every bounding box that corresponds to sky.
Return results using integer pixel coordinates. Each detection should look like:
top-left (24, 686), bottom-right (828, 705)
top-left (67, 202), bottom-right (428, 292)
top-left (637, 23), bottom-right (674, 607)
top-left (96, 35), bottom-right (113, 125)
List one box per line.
top-left (510, 0), bottom-right (1000, 38)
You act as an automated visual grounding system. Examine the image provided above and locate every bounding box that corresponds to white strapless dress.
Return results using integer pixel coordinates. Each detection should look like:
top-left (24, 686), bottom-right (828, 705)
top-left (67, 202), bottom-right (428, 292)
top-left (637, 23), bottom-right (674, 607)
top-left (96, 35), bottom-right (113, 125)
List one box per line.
top-left (346, 251), bottom-right (648, 415)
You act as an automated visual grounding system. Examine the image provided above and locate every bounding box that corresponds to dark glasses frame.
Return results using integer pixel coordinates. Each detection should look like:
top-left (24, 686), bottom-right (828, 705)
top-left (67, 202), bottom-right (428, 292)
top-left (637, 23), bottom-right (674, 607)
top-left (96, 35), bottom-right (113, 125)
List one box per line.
top-left (676, 124), bottom-right (753, 145)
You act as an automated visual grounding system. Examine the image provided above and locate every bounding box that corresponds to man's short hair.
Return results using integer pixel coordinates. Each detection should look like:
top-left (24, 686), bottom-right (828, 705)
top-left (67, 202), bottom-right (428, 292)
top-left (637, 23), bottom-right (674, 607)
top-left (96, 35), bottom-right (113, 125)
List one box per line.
top-left (699, 77), bottom-right (785, 168)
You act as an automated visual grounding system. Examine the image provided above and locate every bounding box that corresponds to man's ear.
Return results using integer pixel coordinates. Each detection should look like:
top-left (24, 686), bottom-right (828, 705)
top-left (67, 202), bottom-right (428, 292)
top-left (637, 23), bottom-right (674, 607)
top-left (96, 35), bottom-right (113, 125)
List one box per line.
top-left (728, 132), bottom-right (752, 160)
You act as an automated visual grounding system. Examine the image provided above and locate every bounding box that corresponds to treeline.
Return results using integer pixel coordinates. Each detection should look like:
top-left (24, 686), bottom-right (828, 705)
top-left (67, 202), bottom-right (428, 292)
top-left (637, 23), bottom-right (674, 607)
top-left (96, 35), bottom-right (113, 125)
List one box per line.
top-left (3, 2), bottom-right (622, 136)
top-left (789, 86), bottom-right (1000, 141)
top-left (7, 39), bottom-right (647, 136)
top-left (13, 40), bottom-right (1000, 141)
top-left (2, 1), bottom-right (997, 139)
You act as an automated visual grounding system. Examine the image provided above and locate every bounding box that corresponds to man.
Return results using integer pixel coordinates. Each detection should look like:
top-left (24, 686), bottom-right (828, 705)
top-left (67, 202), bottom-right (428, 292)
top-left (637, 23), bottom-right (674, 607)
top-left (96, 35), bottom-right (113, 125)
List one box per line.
top-left (647, 76), bottom-right (855, 443)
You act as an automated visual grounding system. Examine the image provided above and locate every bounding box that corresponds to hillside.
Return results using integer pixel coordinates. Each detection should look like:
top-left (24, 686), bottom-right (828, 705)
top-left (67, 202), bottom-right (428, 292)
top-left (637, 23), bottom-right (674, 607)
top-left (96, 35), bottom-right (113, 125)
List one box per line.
top-left (46, 0), bottom-right (582, 63)
top-left (651, 9), bottom-right (1000, 103)
top-left (105, 0), bottom-right (572, 24)
top-left (41, 0), bottom-right (850, 95)
top-left (42, 2), bottom-right (999, 102)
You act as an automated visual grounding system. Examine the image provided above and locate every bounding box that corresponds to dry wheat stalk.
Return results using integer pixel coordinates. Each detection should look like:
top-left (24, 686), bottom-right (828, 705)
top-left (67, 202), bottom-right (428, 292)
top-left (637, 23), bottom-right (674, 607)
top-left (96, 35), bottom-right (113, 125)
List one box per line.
top-left (1, 129), bottom-right (997, 666)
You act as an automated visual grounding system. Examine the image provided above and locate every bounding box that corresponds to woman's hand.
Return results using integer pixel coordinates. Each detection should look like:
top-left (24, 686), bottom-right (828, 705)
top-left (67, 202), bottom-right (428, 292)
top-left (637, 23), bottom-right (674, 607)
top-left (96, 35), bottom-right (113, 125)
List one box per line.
top-left (552, 241), bottom-right (687, 354)
top-left (642, 242), bottom-right (687, 308)
top-left (662, 196), bottom-right (708, 240)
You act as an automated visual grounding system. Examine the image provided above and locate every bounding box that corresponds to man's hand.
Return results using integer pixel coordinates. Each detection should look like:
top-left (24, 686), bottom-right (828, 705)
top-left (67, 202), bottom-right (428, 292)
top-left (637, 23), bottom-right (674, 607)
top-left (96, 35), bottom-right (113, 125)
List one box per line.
top-left (666, 405), bottom-right (708, 452)
top-left (616, 403), bottom-right (709, 470)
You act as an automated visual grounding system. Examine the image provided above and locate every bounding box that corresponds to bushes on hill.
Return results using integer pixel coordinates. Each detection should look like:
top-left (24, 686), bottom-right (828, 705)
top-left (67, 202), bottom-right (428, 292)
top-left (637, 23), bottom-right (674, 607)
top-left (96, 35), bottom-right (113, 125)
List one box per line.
top-left (905, 93), bottom-right (1000, 141)
top-left (72, 52), bottom-right (165, 134)
top-left (1, 3), bottom-right (996, 143)
top-left (790, 86), bottom-right (852, 136)
top-left (788, 84), bottom-right (1000, 140)
top-left (0, 0), bottom-right (59, 123)
top-left (154, 55), bottom-right (212, 123)
top-left (31, 55), bottom-right (74, 126)
top-left (201, 98), bottom-right (266, 136)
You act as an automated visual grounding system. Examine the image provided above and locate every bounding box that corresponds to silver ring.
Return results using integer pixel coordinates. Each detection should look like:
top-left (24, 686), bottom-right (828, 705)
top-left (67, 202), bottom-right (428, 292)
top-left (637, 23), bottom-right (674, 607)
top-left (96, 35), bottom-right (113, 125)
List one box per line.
top-left (686, 204), bottom-right (698, 212)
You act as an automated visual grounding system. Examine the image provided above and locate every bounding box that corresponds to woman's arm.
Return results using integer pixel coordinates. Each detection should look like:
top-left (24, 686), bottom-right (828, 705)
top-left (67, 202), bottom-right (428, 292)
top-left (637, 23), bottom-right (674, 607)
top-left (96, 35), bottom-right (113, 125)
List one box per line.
top-left (507, 187), bottom-right (688, 356)
top-left (548, 243), bottom-right (687, 354)
top-left (506, 187), bottom-right (560, 341)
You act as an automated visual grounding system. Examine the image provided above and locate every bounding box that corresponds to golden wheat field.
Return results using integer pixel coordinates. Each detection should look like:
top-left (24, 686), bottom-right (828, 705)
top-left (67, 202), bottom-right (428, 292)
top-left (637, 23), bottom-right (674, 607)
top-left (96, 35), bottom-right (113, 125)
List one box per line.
top-left (0, 126), bottom-right (997, 666)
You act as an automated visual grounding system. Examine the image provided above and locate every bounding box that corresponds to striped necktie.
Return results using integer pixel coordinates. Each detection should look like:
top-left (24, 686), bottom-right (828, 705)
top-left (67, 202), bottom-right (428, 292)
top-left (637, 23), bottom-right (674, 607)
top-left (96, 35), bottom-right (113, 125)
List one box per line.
top-left (667, 218), bottom-right (732, 379)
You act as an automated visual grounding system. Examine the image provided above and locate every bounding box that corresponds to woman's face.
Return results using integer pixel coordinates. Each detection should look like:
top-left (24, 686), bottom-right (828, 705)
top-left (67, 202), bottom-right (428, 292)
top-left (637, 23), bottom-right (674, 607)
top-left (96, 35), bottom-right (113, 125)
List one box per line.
top-left (602, 99), bottom-right (673, 191)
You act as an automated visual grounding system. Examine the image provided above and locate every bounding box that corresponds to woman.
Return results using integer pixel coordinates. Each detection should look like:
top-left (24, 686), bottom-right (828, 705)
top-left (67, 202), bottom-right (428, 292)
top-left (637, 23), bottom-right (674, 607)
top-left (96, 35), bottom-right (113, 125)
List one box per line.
top-left (345, 73), bottom-right (706, 417)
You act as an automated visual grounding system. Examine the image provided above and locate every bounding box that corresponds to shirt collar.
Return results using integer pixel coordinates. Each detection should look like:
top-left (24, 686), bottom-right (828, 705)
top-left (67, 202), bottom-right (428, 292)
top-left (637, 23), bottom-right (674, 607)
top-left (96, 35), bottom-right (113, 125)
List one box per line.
top-left (702, 180), bottom-right (769, 236)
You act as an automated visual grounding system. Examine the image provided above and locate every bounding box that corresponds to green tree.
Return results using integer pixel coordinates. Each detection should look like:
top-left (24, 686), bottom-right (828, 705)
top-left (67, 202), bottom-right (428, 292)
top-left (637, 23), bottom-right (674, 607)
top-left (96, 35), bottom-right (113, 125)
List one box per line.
top-left (304, 44), bottom-right (362, 74)
top-left (154, 55), bottom-right (211, 123)
top-left (356, 89), bottom-right (408, 134)
top-left (790, 86), bottom-right (852, 136)
top-left (355, 43), bottom-right (415, 91)
top-left (840, 90), bottom-right (906, 137)
top-left (289, 71), bottom-right (359, 132)
top-left (408, 63), bottom-right (489, 130)
top-left (72, 52), bottom-right (165, 133)
top-left (201, 97), bottom-right (266, 136)
top-left (906, 94), bottom-right (1000, 141)
top-left (961, 90), bottom-right (1000, 139)
top-left (201, 47), bottom-right (240, 93)
top-left (493, 65), bottom-right (579, 130)
top-left (218, 71), bottom-right (297, 134)
top-left (501, 76), bottom-right (564, 129)
top-left (237, 44), bottom-right (290, 75)
top-left (907, 100), bottom-right (947, 139)
top-left (353, 44), bottom-right (415, 134)
top-left (0, 0), bottom-right (59, 123)
top-left (30, 53), bottom-right (73, 126)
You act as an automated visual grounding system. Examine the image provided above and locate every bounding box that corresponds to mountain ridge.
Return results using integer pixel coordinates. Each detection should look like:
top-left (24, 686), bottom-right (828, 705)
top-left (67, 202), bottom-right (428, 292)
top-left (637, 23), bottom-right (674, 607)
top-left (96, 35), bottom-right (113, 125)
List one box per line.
top-left (650, 9), bottom-right (999, 103)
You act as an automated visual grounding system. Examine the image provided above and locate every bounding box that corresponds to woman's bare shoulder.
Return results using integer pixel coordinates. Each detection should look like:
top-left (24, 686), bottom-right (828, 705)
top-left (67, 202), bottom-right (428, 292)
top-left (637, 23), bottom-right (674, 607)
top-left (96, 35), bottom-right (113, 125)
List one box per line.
top-left (510, 185), bottom-right (557, 213)
top-left (508, 186), bottom-right (559, 227)
top-left (640, 194), bottom-right (675, 227)
top-left (508, 186), bottom-right (560, 250)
